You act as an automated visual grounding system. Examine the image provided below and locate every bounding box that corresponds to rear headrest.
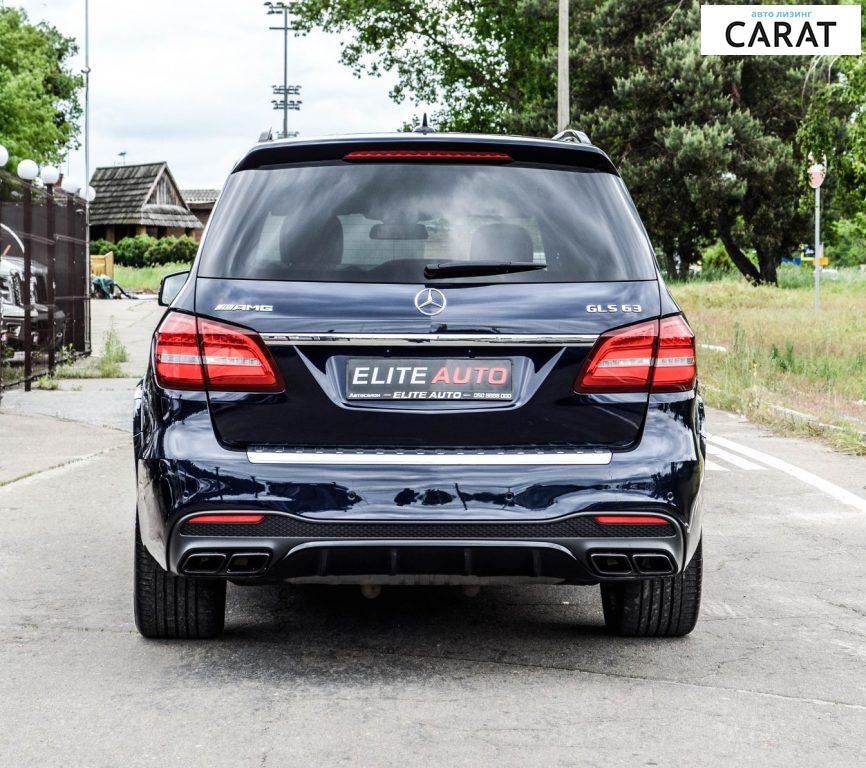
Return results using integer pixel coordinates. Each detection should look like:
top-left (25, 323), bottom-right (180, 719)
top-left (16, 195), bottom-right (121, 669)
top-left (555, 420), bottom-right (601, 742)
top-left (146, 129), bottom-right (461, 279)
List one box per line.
top-left (280, 216), bottom-right (344, 267)
top-left (469, 223), bottom-right (533, 263)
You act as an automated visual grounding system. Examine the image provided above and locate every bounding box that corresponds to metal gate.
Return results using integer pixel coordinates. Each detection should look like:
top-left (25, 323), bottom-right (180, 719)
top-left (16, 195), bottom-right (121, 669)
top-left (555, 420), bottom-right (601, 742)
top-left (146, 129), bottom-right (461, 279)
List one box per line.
top-left (0, 168), bottom-right (91, 391)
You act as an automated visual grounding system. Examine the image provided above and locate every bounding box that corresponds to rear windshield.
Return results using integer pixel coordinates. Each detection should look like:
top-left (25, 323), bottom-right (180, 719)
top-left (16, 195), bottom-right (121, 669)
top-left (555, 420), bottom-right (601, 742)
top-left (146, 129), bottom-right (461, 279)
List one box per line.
top-left (199, 162), bottom-right (656, 283)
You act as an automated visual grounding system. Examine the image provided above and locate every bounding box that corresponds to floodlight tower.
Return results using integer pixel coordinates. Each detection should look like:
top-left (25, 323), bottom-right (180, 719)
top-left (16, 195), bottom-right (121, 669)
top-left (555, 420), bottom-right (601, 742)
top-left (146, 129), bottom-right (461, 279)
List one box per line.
top-left (265, 2), bottom-right (303, 139)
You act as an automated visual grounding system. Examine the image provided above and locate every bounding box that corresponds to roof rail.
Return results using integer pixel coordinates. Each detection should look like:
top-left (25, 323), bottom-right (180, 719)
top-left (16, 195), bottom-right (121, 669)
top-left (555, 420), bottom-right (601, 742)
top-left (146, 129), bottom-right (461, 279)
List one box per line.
top-left (258, 128), bottom-right (273, 143)
top-left (552, 128), bottom-right (592, 145)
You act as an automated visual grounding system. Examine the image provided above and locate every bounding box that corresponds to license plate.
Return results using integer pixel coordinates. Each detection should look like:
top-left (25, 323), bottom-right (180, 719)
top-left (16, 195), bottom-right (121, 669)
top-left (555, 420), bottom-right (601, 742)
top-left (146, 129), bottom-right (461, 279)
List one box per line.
top-left (346, 358), bottom-right (513, 401)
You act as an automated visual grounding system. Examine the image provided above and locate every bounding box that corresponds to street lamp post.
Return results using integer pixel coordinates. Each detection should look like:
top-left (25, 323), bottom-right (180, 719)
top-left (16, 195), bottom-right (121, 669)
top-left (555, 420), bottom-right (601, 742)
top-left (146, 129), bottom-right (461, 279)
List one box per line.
top-left (808, 153), bottom-right (827, 311)
top-left (41, 166), bottom-right (60, 375)
top-left (16, 160), bottom-right (38, 390)
top-left (84, 0), bottom-right (92, 347)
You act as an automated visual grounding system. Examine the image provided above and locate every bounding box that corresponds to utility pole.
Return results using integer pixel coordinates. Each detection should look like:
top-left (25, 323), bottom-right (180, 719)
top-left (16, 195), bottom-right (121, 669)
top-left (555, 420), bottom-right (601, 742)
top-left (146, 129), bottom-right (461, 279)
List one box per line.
top-left (557, 0), bottom-right (569, 132)
top-left (265, 2), bottom-right (302, 139)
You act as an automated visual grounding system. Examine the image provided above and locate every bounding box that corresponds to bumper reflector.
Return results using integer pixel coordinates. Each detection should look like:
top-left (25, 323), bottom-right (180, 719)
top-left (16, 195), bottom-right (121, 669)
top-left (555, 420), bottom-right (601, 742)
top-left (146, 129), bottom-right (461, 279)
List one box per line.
top-left (594, 515), bottom-right (669, 525)
top-left (187, 514), bottom-right (265, 525)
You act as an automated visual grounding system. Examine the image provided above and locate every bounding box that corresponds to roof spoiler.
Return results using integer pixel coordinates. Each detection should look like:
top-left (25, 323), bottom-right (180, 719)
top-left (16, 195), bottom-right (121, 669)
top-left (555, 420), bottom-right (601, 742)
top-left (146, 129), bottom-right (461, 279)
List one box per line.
top-left (552, 128), bottom-right (592, 145)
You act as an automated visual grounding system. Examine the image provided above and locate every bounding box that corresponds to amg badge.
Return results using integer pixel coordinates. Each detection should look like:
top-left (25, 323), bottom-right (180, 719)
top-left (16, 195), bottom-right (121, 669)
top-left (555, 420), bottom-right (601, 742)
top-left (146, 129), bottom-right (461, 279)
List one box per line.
top-left (214, 303), bottom-right (274, 312)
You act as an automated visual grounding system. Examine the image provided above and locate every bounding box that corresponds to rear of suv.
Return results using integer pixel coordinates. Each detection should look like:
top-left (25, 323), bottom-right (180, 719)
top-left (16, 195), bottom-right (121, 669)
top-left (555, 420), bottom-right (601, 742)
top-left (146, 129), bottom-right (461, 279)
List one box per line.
top-left (133, 132), bottom-right (705, 639)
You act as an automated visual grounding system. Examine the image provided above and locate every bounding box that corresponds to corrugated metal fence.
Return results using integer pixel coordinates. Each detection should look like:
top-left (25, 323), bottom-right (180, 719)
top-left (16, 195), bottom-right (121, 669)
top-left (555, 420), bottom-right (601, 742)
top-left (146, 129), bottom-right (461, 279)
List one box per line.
top-left (0, 168), bottom-right (91, 392)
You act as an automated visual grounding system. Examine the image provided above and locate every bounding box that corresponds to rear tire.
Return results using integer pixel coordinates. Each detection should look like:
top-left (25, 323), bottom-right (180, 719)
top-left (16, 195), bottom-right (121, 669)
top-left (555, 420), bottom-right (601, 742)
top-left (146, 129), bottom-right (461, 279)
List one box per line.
top-left (600, 540), bottom-right (702, 637)
top-left (134, 519), bottom-right (226, 639)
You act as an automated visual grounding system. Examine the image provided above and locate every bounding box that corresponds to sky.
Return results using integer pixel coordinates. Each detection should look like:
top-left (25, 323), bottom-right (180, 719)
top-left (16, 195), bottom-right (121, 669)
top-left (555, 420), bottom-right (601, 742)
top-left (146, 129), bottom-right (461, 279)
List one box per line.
top-left (15, 0), bottom-right (412, 188)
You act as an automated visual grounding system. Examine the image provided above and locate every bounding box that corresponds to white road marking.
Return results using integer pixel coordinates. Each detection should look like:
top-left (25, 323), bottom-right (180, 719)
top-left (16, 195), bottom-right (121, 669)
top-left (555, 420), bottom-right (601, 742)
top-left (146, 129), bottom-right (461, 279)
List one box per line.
top-left (702, 601), bottom-right (739, 618)
top-left (706, 444), bottom-right (765, 471)
top-left (704, 459), bottom-right (728, 472)
top-left (708, 434), bottom-right (866, 513)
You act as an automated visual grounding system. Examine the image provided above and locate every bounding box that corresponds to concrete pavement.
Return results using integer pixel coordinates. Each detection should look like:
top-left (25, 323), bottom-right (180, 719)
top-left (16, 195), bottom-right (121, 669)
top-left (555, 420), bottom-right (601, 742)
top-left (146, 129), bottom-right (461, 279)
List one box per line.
top-left (1, 300), bottom-right (865, 766)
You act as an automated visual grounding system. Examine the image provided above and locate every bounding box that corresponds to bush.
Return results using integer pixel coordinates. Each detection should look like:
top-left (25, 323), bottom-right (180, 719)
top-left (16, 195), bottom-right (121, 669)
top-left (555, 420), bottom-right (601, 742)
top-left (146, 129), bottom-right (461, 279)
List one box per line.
top-left (143, 235), bottom-right (198, 266)
top-left (173, 235), bottom-right (198, 263)
top-left (113, 236), bottom-right (158, 268)
top-left (90, 238), bottom-right (114, 255)
top-left (699, 241), bottom-right (736, 277)
top-left (107, 235), bottom-right (198, 268)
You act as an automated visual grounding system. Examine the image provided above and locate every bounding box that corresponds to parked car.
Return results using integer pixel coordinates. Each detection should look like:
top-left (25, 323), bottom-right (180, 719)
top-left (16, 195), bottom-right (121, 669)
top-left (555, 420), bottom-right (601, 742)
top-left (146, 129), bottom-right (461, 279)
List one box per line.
top-left (1, 261), bottom-right (25, 353)
top-left (134, 131), bottom-right (705, 639)
top-left (0, 298), bottom-right (25, 353)
top-left (0, 257), bottom-right (66, 353)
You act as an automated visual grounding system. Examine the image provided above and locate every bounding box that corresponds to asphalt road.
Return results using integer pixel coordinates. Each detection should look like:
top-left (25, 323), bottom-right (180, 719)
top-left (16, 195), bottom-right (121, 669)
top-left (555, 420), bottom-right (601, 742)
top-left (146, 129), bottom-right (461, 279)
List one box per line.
top-left (1, 301), bottom-right (865, 767)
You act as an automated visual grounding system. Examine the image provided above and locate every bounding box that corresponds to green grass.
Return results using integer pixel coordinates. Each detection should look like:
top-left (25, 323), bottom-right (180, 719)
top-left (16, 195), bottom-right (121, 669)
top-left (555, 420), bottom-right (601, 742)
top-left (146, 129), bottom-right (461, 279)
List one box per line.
top-left (114, 262), bottom-right (190, 293)
top-left (671, 266), bottom-right (866, 453)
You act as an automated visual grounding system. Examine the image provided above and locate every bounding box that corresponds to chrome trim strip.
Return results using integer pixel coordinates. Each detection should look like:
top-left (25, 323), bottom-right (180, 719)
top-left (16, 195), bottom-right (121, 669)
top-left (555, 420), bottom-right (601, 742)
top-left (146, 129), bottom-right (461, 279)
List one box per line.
top-left (287, 539), bottom-right (578, 556)
top-left (260, 332), bottom-right (598, 347)
top-left (246, 449), bottom-right (612, 466)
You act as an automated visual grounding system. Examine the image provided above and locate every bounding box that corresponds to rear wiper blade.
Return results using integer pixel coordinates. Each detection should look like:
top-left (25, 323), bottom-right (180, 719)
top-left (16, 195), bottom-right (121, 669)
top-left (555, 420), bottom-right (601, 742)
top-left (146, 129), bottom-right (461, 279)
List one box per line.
top-left (423, 261), bottom-right (546, 278)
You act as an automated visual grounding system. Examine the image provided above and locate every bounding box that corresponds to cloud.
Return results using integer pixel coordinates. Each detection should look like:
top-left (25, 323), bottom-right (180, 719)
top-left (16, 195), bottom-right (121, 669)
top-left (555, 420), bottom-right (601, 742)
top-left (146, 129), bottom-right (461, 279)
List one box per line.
top-left (17, 0), bottom-right (411, 187)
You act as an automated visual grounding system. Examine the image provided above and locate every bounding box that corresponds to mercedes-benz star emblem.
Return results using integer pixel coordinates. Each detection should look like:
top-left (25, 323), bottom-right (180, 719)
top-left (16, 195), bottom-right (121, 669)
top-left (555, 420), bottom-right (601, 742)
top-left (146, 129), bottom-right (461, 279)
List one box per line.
top-left (414, 288), bottom-right (447, 316)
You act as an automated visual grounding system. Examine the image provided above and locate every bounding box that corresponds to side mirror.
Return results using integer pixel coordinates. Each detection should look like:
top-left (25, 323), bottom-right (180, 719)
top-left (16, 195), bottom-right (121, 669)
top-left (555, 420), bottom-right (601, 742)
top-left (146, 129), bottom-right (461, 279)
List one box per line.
top-left (158, 270), bottom-right (190, 307)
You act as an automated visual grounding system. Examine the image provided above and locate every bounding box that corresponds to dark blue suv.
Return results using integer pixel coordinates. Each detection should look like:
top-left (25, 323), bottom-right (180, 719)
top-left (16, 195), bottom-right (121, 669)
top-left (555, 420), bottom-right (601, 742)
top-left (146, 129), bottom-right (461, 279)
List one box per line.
top-left (133, 132), bottom-right (705, 639)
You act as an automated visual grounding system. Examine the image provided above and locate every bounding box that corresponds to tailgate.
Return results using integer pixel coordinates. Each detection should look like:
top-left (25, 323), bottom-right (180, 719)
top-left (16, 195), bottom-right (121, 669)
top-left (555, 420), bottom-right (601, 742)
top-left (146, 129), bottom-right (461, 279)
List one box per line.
top-left (196, 278), bottom-right (660, 450)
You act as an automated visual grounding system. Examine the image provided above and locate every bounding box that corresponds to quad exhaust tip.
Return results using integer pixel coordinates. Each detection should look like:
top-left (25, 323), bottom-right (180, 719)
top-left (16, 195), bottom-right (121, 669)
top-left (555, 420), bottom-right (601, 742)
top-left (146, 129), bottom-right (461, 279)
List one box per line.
top-left (589, 551), bottom-right (674, 578)
top-left (181, 551), bottom-right (270, 577)
top-left (632, 553), bottom-right (674, 576)
top-left (590, 552), bottom-right (632, 576)
top-left (226, 552), bottom-right (270, 575)
top-left (181, 552), bottom-right (226, 575)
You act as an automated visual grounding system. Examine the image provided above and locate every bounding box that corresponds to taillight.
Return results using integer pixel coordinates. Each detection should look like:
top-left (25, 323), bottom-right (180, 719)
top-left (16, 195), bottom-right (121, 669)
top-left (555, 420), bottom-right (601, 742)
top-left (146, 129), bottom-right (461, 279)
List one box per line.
top-left (199, 317), bottom-right (283, 392)
top-left (154, 312), bottom-right (204, 390)
top-left (575, 315), bottom-right (696, 394)
top-left (652, 314), bottom-right (696, 392)
top-left (154, 312), bottom-right (283, 392)
top-left (574, 320), bottom-right (656, 393)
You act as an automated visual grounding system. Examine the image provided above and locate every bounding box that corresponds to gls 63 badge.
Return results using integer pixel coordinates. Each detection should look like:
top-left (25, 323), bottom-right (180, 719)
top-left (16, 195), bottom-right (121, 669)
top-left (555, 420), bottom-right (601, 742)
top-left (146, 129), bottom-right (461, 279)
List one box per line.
top-left (586, 304), bottom-right (642, 313)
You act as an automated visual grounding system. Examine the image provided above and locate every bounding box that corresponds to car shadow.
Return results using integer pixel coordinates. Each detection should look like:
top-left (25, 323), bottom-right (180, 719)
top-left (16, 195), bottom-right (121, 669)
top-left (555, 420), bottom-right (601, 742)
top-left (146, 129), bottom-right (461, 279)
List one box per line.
top-left (189, 583), bottom-right (614, 670)
top-left (228, 582), bottom-right (604, 634)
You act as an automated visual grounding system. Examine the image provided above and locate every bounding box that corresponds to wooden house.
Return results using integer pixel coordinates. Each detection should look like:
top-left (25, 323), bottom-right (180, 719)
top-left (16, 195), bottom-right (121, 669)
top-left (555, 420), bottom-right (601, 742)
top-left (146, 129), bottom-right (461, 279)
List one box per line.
top-left (89, 162), bottom-right (203, 242)
top-left (180, 189), bottom-right (220, 241)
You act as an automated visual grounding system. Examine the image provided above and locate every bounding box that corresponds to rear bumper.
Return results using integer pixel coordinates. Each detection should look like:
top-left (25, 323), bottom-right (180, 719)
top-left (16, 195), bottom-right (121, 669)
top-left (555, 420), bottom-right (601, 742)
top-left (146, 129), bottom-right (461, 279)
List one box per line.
top-left (168, 509), bottom-right (687, 585)
top-left (135, 385), bottom-right (705, 579)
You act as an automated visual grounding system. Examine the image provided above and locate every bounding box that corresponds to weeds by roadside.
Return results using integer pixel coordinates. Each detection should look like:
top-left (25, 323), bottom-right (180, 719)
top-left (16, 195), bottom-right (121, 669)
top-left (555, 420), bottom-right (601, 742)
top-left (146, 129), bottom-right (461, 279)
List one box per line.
top-left (38, 327), bottom-right (131, 383)
top-left (34, 375), bottom-right (59, 390)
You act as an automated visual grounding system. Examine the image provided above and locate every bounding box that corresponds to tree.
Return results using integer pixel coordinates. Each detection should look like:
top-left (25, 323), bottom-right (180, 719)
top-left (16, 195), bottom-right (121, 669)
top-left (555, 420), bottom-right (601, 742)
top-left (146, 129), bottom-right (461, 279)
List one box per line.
top-left (290, 1), bottom-right (557, 133)
top-left (0, 8), bottom-right (82, 167)
top-left (291, 0), bottom-right (825, 284)
top-left (574, 2), bottom-right (817, 284)
top-left (793, 3), bottom-right (866, 266)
